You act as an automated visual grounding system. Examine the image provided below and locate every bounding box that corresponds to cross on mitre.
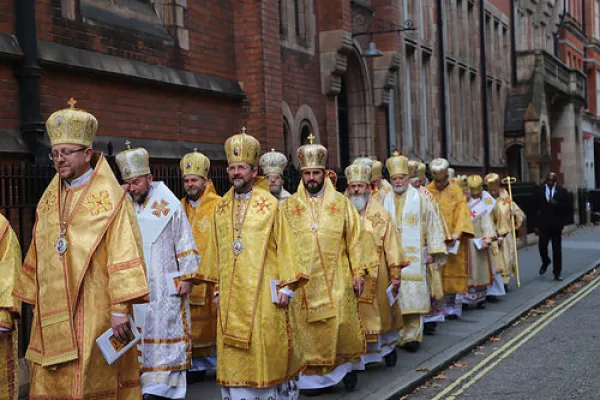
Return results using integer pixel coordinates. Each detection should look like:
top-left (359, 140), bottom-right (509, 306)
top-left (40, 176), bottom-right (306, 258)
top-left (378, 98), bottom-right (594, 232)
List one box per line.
top-left (307, 133), bottom-right (315, 144)
top-left (67, 97), bottom-right (77, 108)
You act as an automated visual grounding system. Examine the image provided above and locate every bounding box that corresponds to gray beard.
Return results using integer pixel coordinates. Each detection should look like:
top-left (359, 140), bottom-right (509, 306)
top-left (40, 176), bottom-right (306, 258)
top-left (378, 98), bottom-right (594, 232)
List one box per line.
top-left (393, 185), bottom-right (407, 195)
top-left (350, 193), bottom-right (369, 212)
top-left (270, 185), bottom-right (282, 197)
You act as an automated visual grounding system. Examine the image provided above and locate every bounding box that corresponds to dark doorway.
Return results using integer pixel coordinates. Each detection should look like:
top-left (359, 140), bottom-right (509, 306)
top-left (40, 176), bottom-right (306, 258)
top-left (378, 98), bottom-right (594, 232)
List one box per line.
top-left (506, 144), bottom-right (523, 182)
top-left (338, 76), bottom-right (350, 168)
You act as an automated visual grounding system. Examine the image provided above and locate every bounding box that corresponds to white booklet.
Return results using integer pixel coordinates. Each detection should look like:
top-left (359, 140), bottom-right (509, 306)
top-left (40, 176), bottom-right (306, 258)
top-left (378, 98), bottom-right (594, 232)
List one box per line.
top-left (270, 279), bottom-right (281, 304)
top-left (472, 238), bottom-right (485, 250)
top-left (96, 316), bottom-right (141, 365)
top-left (447, 240), bottom-right (460, 255)
top-left (386, 284), bottom-right (400, 307)
top-left (166, 271), bottom-right (185, 296)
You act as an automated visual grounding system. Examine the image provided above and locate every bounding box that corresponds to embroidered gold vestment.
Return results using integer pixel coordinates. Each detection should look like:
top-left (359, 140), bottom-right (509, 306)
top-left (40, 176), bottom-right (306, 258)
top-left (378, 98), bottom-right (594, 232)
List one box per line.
top-left (426, 181), bottom-right (474, 294)
top-left (181, 181), bottom-right (221, 358)
top-left (0, 214), bottom-right (21, 400)
top-left (356, 195), bottom-right (407, 341)
top-left (282, 178), bottom-right (378, 375)
top-left (490, 189), bottom-right (525, 282)
top-left (197, 184), bottom-right (308, 388)
top-left (13, 154), bottom-right (150, 400)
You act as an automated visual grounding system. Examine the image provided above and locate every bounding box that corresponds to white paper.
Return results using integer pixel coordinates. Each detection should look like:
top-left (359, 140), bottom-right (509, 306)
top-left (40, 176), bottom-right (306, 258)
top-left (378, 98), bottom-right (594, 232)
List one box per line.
top-left (472, 238), bottom-right (485, 250)
top-left (447, 240), bottom-right (460, 255)
top-left (166, 271), bottom-right (184, 296)
top-left (386, 284), bottom-right (399, 307)
top-left (96, 316), bottom-right (141, 365)
top-left (270, 279), bottom-right (281, 304)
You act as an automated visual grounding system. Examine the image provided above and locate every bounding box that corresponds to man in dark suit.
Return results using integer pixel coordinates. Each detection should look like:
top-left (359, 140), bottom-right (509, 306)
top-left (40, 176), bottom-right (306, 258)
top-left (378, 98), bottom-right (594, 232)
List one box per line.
top-left (536, 172), bottom-right (569, 281)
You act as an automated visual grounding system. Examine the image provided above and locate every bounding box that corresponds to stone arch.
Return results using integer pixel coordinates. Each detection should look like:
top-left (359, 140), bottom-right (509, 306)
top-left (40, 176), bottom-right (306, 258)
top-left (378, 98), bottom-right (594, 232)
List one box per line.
top-left (291, 104), bottom-right (320, 165)
top-left (282, 101), bottom-right (295, 160)
top-left (506, 143), bottom-right (525, 182)
top-left (337, 43), bottom-right (375, 168)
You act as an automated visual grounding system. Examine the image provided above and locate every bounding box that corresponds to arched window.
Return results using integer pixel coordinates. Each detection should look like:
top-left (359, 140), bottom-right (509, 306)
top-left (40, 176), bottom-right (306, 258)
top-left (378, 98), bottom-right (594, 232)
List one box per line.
top-left (300, 122), bottom-right (313, 145)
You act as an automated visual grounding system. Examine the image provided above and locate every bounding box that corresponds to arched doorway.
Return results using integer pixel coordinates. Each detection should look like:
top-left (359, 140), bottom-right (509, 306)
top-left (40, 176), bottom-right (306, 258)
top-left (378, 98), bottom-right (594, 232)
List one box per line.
top-left (506, 144), bottom-right (524, 182)
top-left (336, 48), bottom-right (374, 168)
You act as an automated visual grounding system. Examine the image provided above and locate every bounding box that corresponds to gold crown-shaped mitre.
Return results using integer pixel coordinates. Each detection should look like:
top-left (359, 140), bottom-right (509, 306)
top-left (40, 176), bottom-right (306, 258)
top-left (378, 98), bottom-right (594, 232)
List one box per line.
top-left (353, 156), bottom-right (374, 169)
top-left (484, 173), bottom-right (501, 191)
top-left (371, 160), bottom-right (384, 181)
top-left (345, 163), bottom-right (372, 184)
top-left (116, 141), bottom-right (151, 181)
top-left (468, 175), bottom-right (483, 195)
top-left (456, 175), bottom-right (469, 192)
top-left (181, 149), bottom-right (210, 178)
top-left (259, 149), bottom-right (288, 176)
top-left (298, 134), bottom-right (328, 170)
top-left (417, 162), bottom-right (427, 180)
top-left (407, 160), bottom-right (420, 179)
top-left (386, 151), bottom-right (409, 177)
top-left (46, 98), bottom-right (98, 148)
top-left (225, 127), bottom-right (261, 166)
top-left (430, 158), bottom-right (450, 181)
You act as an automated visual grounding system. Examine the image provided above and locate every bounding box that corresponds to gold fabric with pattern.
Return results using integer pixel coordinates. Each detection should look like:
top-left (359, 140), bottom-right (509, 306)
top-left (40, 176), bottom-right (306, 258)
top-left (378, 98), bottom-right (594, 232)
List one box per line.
top-left (224, 127), bottom-right (261, 166)
top-left (181, 150), bottom-right (211, 178)
top-left (46, 98), bottom-right (98, 148)
top-left (116, 146), bottom-right (151, 180)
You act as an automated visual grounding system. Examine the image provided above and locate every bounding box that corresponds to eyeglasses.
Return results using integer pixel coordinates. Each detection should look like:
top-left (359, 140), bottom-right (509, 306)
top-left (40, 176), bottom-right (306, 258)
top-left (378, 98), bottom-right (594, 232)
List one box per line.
top-left (48, 147), bottom-right (87, 161)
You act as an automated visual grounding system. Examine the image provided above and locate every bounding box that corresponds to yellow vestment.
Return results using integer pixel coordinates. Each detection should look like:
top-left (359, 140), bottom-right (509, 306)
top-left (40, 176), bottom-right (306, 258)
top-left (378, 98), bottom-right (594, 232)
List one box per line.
top-left (13, 154), bottom-right (150, 400)
top-left (282, 178), bottom-right (378, 375)
top-left (490, 189), bottom-right (525, 283)
top-left (197, 184), bottom-right (308, 388)
top-left (181, 181), bottom-right (221, 358)
top-left (372, 179), bottom-right (392, 205)
top-left (0, 214), bottom-right (21, 400)
top-left (426, 181), bottom-right (474, 294)
top-left (357, 196), bottom-right (407, 342)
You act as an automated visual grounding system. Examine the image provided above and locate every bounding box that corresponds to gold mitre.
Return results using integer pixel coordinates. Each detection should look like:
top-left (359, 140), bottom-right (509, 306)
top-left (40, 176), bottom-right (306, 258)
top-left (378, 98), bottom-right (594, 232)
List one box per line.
top-left (468, 175), bottom-right (483, 195)
top-left (46, 98), bottom-right (98, 148)
top-left (386, 151), bottom-right (409, 177)
top-left (408, 160), bottom-right (420, 179)
top-left (180, 149), bottom-right (210, 178)
top-left (225, 126), bottom-right (261, 166)
top-left (260, 149), bottom-right (288, 176)
top-left (456, 175), bottom-right (469, 192)
top-left (430, 158), bottom-right (450, 181)
top-left (484, 173), bottom-right (501, 191)
top-left (298, 133), bottom-right (328, 170)
top-left (345, 163), bottom-right (372, 184)
top-left (417, 162), bottom-right (427, 180)
top-left (116, 141), bottom-right (151, 180)
top-left (370, 160), bottom-right (384, 181)
top-left (353, 156), bottom-right (374, 169)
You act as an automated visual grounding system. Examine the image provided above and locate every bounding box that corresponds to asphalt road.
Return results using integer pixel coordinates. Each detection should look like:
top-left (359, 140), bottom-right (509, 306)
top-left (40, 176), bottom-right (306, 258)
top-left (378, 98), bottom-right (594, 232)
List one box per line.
top-left (407, 269), bottom-right (600, 400)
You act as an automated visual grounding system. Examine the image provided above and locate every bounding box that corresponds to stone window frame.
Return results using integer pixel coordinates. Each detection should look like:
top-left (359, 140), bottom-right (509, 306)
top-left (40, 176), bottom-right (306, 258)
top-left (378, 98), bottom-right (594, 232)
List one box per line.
top-left (280, 0), bottom-right (316, 55)
top-left (60, 0), bottom-right (190, 50)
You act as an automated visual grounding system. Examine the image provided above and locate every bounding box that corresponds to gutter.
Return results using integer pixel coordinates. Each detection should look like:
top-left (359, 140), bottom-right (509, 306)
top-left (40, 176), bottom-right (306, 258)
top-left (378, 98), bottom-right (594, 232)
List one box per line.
top-left (479, 0), bottom-right (490, 173)
top-left (436, 0), bottom-right (448, 158)
top-left (509, 0), bottom-right (517, 86)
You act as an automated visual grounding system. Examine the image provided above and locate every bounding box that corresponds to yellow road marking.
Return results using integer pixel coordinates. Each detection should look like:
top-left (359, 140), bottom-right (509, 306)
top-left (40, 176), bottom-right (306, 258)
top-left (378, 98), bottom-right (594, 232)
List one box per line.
top-left (432, 276), bottom-right (600, 400)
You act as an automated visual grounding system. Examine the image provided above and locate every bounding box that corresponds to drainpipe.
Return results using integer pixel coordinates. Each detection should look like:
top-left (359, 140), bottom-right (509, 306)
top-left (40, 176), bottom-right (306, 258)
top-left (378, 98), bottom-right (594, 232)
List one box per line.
top-left (479, 0), bottom-right (490, 173)
top-left (436, 0), bottom-right (448, 158)
top-left (509, 0), bottom-right (517, 86)
top-left (554, 0), bottom-right (568, 58)
top-left (15, 0), bottom-right (46, 164)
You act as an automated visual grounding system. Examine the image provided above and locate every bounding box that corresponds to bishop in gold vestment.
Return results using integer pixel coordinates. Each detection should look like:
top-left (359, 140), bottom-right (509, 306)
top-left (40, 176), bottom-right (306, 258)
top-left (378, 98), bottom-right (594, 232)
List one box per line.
top-left (345, 163), bottom-right (408, 369)
top-left (427, 159), bottom-right (474, 318)
top-left (370, 160), bottom-right (392, 205)
top-left (0, 214), bottom-right (21, 400)
top-left (485, 174), bottom-right (525, 286)
top-left (180, 150), bottom-right (221, 374)
top-left (13, 101), bottom-right (149, 400)
top-left (197, 128), bottom-right (307, 400)
top-left (284, 142), bottom-right (377, 391)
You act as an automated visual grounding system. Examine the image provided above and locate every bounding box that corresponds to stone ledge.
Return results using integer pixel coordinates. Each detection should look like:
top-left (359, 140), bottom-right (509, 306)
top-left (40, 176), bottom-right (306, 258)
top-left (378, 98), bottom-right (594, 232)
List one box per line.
top-left (37, 41), bottom-right (245, 99)
top-left (0, 33), bottom-right (22, 61)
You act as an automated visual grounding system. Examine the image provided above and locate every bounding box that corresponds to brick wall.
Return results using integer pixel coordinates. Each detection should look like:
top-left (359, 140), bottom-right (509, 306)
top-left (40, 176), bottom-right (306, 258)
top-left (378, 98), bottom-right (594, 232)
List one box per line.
top-left (0, 65), bottom-right (19, 132)
top-left (0, 1), bottom-right (13, 33)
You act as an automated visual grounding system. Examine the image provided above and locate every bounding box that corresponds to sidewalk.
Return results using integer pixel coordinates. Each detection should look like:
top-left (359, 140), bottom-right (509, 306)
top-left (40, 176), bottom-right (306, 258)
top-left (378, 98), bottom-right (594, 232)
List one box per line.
top-left (186, 225), bottom-right (600, 399)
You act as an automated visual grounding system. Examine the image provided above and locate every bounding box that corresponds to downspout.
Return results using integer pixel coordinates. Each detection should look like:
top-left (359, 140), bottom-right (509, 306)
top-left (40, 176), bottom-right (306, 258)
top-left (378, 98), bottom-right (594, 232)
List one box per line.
top-left (15, 0), bottom-right (46, 164)
top-left (436, 0), bottom-right (448, 158)
top-left (479, 0), bottom-right (490, 173)
top-left (554, 0), bottom-right (567, 58)
top-left (509, 0), bottom-right (517, 86)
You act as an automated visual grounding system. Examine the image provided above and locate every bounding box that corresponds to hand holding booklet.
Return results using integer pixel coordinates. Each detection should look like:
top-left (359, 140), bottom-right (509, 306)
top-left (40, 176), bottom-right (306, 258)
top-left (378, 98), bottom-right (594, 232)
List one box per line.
top-left (386, 284), bottom-right (400, 307)
top-left (96, 316), bottom-right (141, 365)
top-left (447, 240), bottom-right (460, 255)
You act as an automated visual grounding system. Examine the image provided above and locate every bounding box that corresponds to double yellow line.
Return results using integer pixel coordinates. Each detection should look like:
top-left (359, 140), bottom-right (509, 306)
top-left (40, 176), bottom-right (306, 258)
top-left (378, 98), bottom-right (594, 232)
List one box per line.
top-left (432, 274), bottom-right (600, 400)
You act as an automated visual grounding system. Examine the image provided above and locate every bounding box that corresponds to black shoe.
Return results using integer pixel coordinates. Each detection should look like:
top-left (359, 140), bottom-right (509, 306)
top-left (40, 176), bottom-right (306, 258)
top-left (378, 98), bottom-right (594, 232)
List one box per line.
top-left (447, 314), bottom-right (459, 320)
top-left (186, 370), bottom-right (206, 384)
top-left (554, 275), bottom-right (564, 281)
top-left (424, 322), bottom-right (437, 335)
top-left (504, 284), bottom-right (510, 293)
top-left (462, 303), bottom-right (470, 312)
top-left (476, 301), bottom-right (487, 309)
top-left (343, 370), bottom-right (358, 391)
top-left (402, 341), bottom-right (420, 353)
top-left (143, 395), bottom-right (168, 400)
top-left (302, 387), bottom-right (333, 397)
top-left (486, 295), bottom-right (499, 303)
top-left (539, 263), bottom-right (550, 275)
top-left (384, 348), bottom-right (397, 367)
